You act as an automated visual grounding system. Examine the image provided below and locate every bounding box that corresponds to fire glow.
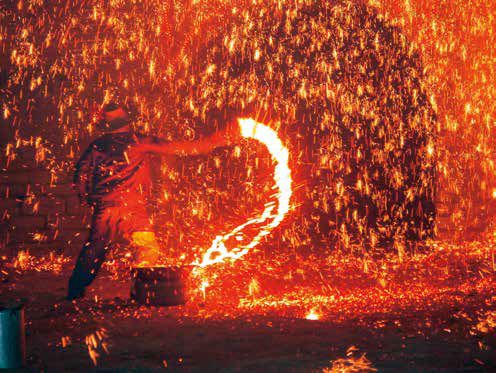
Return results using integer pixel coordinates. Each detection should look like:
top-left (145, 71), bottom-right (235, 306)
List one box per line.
top-left (195, 118), bottom-right (292, 267)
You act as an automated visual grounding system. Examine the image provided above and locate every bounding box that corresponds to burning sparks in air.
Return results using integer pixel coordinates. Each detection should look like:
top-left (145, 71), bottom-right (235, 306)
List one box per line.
top-left (323, 346), bottom-right (377, 373)
top-left (0, 3), bottom-right (496, 371)
top-left (3, 0), bottom-right (488, 260)
top-left (85, 328), bottom-right (110, 367)
top-left (1, 0), bottom-right (496, 335)
top-left (199, 279), bottom-right (209, 301)
top-left (195, 118), bottom-right (292, 267)
top-left (12, 250), bottom-right (70, 273)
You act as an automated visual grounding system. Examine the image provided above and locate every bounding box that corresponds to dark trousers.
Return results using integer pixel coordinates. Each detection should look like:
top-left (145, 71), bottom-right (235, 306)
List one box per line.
top-left (67, 207), bottom-right (114, 298)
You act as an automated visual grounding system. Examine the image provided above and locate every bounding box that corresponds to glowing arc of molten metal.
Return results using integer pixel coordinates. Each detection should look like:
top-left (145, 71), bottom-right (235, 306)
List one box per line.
top-left (195, 118), bottom-right (292, 267)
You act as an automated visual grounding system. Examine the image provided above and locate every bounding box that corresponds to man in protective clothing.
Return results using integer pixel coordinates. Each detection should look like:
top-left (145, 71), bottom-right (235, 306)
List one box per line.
top-left (67, 102), bottom-right (239, 300)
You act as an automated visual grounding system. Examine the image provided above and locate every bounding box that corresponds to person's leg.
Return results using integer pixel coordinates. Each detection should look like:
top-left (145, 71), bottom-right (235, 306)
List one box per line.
top-left (121, 202), bottom-right (162, 267)
top-left (67, 209), bottom-right (111, 299)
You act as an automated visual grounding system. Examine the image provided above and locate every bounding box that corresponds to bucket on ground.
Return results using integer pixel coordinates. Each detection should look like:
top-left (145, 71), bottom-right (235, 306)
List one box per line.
top-left (131, 266), bottom-right (190, 306)
top-left (0, 303), bottom-right (26, 369)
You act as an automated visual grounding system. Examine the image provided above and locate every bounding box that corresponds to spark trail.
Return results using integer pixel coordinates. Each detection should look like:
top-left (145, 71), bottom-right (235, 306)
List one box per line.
top-left (195, 118), bottom-right (292, 267)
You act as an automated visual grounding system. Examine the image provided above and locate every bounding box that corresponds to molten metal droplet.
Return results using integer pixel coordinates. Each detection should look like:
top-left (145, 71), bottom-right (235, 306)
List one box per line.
top-left (305, 310), bottom-right (320, 320)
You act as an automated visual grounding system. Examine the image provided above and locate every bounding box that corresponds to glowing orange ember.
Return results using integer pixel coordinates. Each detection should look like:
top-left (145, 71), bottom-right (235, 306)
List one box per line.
top-left (305, 310), bottom-right (320, 320)
top-left (194, 118), bottom-right (292, 267)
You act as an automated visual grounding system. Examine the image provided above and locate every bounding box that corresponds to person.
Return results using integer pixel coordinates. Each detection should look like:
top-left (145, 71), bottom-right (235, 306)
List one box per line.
top-left (67, 102), bottom-right (240, 300)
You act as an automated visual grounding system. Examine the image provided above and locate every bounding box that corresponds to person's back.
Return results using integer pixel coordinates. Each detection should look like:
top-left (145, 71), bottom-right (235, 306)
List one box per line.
top-left (75, 131), bottom-right (160, 207)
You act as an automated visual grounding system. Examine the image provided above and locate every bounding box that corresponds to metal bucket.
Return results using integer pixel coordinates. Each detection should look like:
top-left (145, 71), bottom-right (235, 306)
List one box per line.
top-left (131, 266), bottom-right (190, 306)
top-left (0, 303), bottom-right (26, 369)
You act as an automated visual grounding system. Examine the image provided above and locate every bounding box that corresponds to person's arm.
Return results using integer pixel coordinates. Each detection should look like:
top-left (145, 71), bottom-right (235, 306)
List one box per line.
top-left (73, 146), bottom-right (94, 205)
top-left (136, 119), bottom-right (241, 157)
top-left (169, 128), bottom-right (235, 156)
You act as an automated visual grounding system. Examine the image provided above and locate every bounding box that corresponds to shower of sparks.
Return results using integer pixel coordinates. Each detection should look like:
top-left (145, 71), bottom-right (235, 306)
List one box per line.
top-left (0, 0), bottom-right (495, 335)
top-left (0, 0), bottom-right (439, 261)
top-left (195, 118), bottom-right (292, 267)
top-left (85, 328), bottom-right (110, 367)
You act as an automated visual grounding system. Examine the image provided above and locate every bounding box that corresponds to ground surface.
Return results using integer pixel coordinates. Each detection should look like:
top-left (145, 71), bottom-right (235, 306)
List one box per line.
top-left (1, 244), bottom-right (495, 372)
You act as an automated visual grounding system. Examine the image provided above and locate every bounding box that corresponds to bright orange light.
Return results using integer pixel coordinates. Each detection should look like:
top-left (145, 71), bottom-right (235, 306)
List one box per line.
top-left (131, 231), bottom-right (161, 267)
top-left (194, 118), bottom-right (292, 267)
top-left (305, 310), bottom-right (320, 320)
